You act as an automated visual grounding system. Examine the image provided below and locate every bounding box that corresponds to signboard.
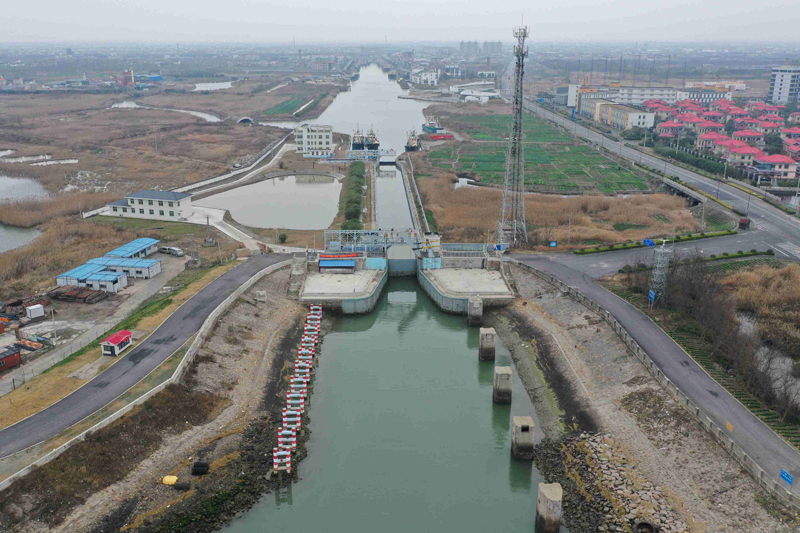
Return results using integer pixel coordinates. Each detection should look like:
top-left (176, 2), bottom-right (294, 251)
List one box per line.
top-left (549, 241), bottom-right (557, 248)
top-left (781, 469), bottom-right (794, 486)
top-left (648, 290), bottom-right (656, 302)
top-left (643, 239), bottom-right (655, 247)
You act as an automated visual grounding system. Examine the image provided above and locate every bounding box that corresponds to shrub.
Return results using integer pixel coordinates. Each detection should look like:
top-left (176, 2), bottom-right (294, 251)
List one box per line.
top-left (278, 233), bottom-right (288, 244)
top-left (722, 252), bottom-right (729, 256)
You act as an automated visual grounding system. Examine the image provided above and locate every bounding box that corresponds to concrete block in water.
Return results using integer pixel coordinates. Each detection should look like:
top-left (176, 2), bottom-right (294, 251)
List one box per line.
top-left (467, 295), bottom-right (483, 326)
top-left (535, 483), bottom-right (563, 533)
top-left (479, 327), bottom-right (496, 360)
top-left (511, 416), bottom-right (534, 460)
top-left (492, 366), bottom-right (512, 403)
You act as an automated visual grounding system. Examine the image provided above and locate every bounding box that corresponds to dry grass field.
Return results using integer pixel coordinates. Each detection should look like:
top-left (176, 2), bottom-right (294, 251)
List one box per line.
top-left (139, 78), bottom-right (346, 120)
top-left (409, 150), bottom-right (697, 246)
top-left (723, 264), bottom-right (800, 354)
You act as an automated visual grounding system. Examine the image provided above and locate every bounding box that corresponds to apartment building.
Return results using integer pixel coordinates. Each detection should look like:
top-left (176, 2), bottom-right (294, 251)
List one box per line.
top-left (295, 123), bottom-right (334, 157)
top-left (747, 154), bottom-right (797, 184)
top-left (411, 69), bottom-right (439, 86)
top-left (675, 89), bottom-right (732, 104)
top-left (604, 104), bottom-right (654, 130)
top-left (769, 64), bottom-right (800, 104)
top-left (615, 87), bottom-right (677, 105)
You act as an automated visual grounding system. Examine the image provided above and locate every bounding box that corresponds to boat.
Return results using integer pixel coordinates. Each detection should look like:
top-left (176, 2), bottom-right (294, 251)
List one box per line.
top-left (388, 72), bottom-right (398, 80)
top-left (405, 130), bottom-right (421, 152)
top-left (365, 128), bottom-right (380, 151)
top-left (350, 73), bottom-right (360, 81)
top-left (351, 128), bottom-right (366, 150)
top-left (422, 116), bottom-right (445, 134)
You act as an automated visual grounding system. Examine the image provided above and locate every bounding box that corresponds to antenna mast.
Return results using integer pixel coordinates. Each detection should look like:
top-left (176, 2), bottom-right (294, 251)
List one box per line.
top-left (496, 24), bottom-right (529, 246)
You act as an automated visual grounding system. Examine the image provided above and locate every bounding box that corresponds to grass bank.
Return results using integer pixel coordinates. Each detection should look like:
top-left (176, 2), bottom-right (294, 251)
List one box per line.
top-left (574, 229), bottom-right (737, 255)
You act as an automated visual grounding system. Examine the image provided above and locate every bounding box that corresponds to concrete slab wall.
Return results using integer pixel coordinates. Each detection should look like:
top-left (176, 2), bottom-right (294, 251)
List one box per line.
top-left (442, 257), bottom-right (484, 269)
top-left (388, 244), bottom-right (416, 277)
top-left (366, 257), bottom-right (387, 270)
top-left (416, 268), bottom-right (469, 314)
top-left (342, 269), bottom-right (388, 314)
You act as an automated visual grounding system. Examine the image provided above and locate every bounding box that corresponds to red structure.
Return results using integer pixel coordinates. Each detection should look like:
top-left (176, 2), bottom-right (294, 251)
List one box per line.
top-left (0, 347), bottom-right (21, 373)
top-left (101, 330), bottom-right (133, 357)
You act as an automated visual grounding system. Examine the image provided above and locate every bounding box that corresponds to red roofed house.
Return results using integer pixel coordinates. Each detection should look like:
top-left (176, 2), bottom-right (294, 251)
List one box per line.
top-left (714, 139), bottom-right (749, 157)
top-left (733, 129), bottom-right (764, 147)
top-left (656, 121), bottom-right (684, 135)
top-left (696, 132), bottom-right (728, 150)
top-left (697, 121), bottom-right (725, 135)
top-left (784, 141), bottom-right (800, 160)
top-left (757, 122), bottom-right (782, 135)
top-left (676, 114), bottom-right (703, 131)
top-left (701, 111), bottom-right (724, 121)
top-left (734, 117), bottom-right (761, 130)
top-left (101, 330), bottom-right (133, 357)
top-left (789, 112), bottom-right (800, 125)
top-left (709, 99), bottom-right (733, 111)
top-left (782, 127), bottom-right (800, 141)
top-left (747, 154), bottom-right (797, 185)
top-left (761, 114), bottom-right (784, 123)
top-left (727, 145), bottom-right (764, 167)
top-left (723, 107), bottom-right (749, 121)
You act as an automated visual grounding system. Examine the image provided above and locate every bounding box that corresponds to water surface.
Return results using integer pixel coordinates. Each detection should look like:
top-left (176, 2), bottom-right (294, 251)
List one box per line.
top-left (222, 280), bottom-right (546, 532)
top-left (0, 176), bottom-right (48, 253)
top-left (193, 81), bottom-right (233, 92)
top-left (111, 100), bottom-right (221, 123)
top-left (196, 175), bottom-right (342, 230)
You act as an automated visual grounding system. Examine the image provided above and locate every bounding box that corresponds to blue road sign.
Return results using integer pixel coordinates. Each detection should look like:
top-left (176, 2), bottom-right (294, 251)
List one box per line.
top-left (648, 290), bottom-right (656, 302)
top-left (549, 241), bottom-right (557, 248)
top-left (643, 239), bottom-right (655, 247)
top-left (539, 98), bottom-right (545, 103)
top-left (781, 469), bottom-right (794, 486)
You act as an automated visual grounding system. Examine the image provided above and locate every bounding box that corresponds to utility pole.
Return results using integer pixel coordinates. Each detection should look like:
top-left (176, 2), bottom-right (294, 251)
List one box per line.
top-left (51, 309), bottom-right (58, 344)
top-left (664, 55), bottom-right (671, 85)
top-left (717, 160), bottom-right (727, 198)
top-left (568, 215), bottom-right (572, 244)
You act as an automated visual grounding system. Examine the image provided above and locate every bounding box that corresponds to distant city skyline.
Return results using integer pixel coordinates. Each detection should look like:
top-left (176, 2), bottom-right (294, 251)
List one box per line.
top-left (5, 0), bottom-right (800, 43)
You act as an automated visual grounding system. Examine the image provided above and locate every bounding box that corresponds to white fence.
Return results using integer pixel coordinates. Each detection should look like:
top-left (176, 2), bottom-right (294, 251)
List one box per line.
top-left (513, 260), bottom-right (800, 510)
top-left (0, 260), bottom-right (292, 492)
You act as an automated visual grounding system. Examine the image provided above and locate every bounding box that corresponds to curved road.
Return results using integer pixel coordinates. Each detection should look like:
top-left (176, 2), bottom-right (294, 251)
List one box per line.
top-left (0, 253), bottom-right (289, 459)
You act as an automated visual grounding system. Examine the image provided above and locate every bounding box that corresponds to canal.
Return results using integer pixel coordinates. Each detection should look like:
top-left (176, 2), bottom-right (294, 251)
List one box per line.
top-left (223, 279), bottom-right (546, 532)
top-left (266, 64), bottom-right (426, 228)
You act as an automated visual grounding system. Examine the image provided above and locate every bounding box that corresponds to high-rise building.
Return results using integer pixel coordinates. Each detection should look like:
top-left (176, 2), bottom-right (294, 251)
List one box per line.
top-left (769, 64), bottom-right (800, 104)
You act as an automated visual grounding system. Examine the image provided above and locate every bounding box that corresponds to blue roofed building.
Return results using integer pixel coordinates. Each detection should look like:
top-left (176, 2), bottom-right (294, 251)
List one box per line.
top-left (107, 190), bottom-right (193, 222)
top-left (104, 238), bottom-right (160, 259)
top-left (86, 257), bottom-right (162, 279)
top-left (56, 263), bottom-right (128, 293)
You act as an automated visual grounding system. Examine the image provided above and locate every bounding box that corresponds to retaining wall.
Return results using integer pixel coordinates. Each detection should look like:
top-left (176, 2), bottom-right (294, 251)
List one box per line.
top-left (512, 260), bottom-right (800, 510)
top-left (0, 260), bottom-right (292, 492)
top-left (416, 268), bottom-right (469, 314)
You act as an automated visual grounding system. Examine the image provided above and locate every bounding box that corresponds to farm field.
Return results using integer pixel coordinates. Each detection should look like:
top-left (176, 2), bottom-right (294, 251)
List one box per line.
top-left (264, 97), bottom-right (306, 116)
top-left (452, 114), bottom-right (572, 142)
top-left (428, 143), bottom-right (650, 193)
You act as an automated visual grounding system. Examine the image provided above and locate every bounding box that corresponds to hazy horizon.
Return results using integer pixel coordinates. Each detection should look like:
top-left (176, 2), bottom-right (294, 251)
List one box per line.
top-left (5, 0), bottom-right (800, 44)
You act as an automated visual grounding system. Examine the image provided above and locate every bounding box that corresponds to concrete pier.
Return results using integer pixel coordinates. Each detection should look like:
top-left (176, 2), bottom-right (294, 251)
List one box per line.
top-left (492, 366), bottom-right (512, 404)
top-left (479, 327), bottom-right (496, 360)
top-left (535, 483), bottom-right (563, 533)
top-left (511, 416), bottom-right (535, 460)
top-left (467, 295), bottom-right (483, 326)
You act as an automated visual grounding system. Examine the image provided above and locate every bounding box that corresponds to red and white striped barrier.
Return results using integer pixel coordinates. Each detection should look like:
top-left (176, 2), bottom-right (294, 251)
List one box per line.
top-left (286, 392), bottom-right (306, 401)
top-left (277, 427), bottom-right (297, 451)
top-left (297, 355), bottom-right (313, 363)
top-left (282, 416), bottom-right (302, 429)
top-left (286, 399), bottom-right (305, 411)
top-left (273, 448), bottom-right (292, 472)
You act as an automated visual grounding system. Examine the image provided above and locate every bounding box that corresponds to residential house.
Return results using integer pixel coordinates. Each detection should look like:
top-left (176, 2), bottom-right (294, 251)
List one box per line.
top-left (747, 154), bottom-right (797, 185)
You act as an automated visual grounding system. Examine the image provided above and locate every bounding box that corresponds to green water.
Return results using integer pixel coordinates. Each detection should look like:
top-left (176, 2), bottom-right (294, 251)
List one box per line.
top-left (223, 280), bottom-right (547, 532)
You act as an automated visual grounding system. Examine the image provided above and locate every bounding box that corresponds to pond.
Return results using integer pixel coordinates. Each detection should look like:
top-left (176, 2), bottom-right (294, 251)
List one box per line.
top-left (0, 176), bottom-right (48, 253)
top-left (194, 82), bottom-right (234, 92)
top-left (222, 279), bottom-right (547, 532)
top-left (195, 175), bottom-right (342, 230)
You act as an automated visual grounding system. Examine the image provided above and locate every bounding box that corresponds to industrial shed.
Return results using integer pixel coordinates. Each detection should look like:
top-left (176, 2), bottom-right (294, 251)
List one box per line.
top-left (57, 264), bottom-right (128, 293)
top-left (104, 238), bottom-right (160, 259)
top-left (86, 257), bottom-right (162, 279)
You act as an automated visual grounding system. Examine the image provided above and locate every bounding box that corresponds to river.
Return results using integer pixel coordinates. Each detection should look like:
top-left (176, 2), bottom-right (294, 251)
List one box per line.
top-left (266, 64), bottom-right (427, 228)
top-left (223, 279), bottom-right (546, 532)
top-left (221, 68), bottom-right (549, 532)
top-left (0, 176), bottom-right (48, 253)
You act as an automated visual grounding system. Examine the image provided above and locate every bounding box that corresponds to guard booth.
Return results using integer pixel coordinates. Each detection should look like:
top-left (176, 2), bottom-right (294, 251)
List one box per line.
top-left (101, 330), bottom-right (133, 357)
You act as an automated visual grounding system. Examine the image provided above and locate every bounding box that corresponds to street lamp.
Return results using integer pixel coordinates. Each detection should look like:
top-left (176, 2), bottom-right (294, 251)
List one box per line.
top-left (717, 159), bottom-right (727, 199)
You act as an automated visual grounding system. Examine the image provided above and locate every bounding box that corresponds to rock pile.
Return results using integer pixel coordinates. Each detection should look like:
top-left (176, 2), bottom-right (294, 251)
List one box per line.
top-left (534, 433), bottom-right (690, 533)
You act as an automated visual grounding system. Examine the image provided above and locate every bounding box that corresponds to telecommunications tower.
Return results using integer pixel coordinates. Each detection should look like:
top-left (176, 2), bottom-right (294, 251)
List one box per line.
top-left (496, 25), bottom-right (529, 246)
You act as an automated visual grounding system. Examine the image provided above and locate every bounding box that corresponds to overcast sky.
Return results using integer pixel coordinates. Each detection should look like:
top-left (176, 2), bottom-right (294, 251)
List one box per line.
top-left (5, 0), bottom-right (800, 43)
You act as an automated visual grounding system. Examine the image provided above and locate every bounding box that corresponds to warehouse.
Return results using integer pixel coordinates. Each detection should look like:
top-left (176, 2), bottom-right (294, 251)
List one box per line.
top-left (57, 264), bottom-right (128, 293)
top-left (104, 238), bottom-right (160, 259)
top-left (86, 257), bottom-right (162, 279)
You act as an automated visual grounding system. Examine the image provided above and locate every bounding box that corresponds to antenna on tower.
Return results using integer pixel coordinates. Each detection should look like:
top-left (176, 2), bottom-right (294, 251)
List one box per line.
top-left (496, 24), bottom-right (529, 247)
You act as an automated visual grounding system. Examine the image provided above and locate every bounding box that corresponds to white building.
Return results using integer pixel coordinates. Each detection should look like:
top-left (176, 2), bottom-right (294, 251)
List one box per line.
top-left (444, 65), bottom-right (463, 78)
top-left (606, 105), bottom-right (655, 130)
top-left (108, 190), bottom-right (193, 221)
top-left (294, 124), bottom-right (333, 157)
top-left (770, 65), bottom-right (800, 104)
top-left (675, 89), bottom-right (732, 104)
top-left (477, 71), bottom-right (496, 78)
top-left (411, 69), bottom-right (439, 86)
top-left (615, 87), bottom-right (677, 105)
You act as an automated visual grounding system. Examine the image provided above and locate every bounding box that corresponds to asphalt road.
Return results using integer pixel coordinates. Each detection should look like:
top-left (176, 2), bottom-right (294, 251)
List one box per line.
top-left (514, 254), bottom-right (800, 494)
top-left (0, 254), bottom-right (289, 459)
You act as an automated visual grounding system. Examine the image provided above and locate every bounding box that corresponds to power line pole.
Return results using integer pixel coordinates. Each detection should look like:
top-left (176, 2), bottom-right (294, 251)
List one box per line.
top-left (664, 55), bottom-right (671, 85)
top-left (496, 25), bottom-right (529, 247)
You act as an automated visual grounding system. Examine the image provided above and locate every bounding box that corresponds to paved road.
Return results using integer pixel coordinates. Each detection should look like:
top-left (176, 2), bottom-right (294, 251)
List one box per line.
top-left (514, 254), bottom-right (800, 493)
top-left (0, 254), bottom-right (289, 459)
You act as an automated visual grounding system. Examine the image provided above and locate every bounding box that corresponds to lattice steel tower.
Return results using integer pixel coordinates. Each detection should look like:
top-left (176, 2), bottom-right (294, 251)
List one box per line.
top-left (496, 25), bottom-right (529, 246)
top-left (649, 242), bottom-right (673, 306)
